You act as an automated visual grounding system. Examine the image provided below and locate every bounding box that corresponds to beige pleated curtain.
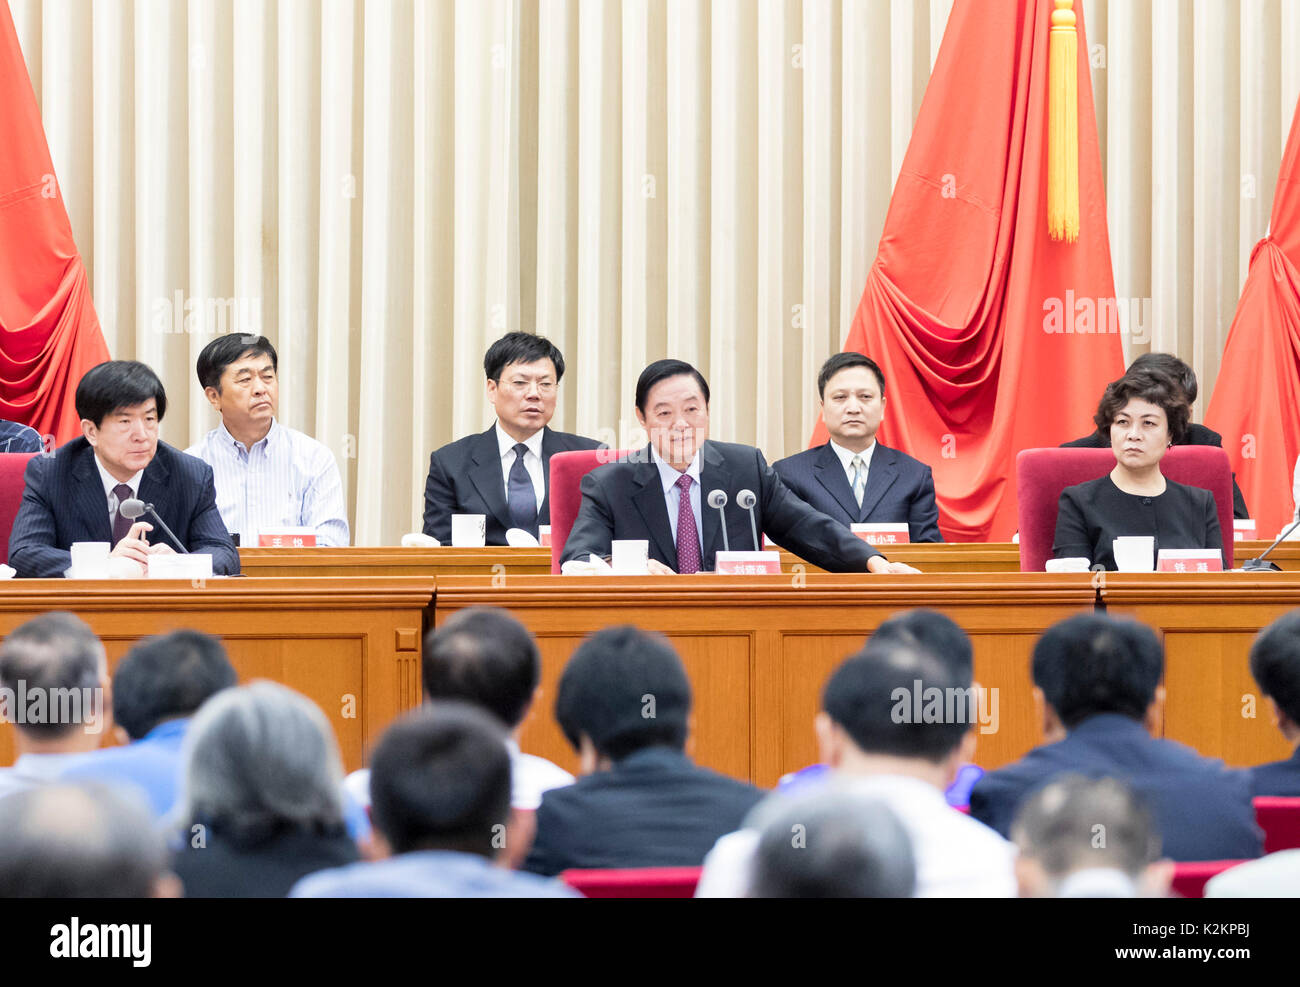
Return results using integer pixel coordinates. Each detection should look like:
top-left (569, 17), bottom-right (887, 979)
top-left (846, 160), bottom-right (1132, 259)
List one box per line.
top-left (13, 0), bottom-right (1300, 544)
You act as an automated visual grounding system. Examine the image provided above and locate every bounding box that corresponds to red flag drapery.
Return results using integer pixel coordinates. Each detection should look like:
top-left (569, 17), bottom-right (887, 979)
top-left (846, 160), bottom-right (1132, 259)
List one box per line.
top-left (0, 1), bottom-right (109, 443)
top-left (814, 0), bottom-right (1123, 541)
top-left (1203, 96), bottom-right (1300, 541)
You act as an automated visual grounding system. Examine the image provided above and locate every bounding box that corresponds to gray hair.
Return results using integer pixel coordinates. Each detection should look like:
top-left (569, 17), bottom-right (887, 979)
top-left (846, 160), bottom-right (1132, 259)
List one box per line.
top-left (179, 681), bottom-right (345, 837)
top-left (0, 611), bottom-right (106, 738)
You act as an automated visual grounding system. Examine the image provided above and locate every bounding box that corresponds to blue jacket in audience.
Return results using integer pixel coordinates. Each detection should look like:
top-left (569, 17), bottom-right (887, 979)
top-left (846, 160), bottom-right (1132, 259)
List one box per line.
top-left (291, 850), bottom-right (577, 898)
top-left (58, 718), bottom-right (189, 817)
top-left (969, 714), bottom-right (1263, 862)
top-left (1249, 747), bottom-right (1300, 797)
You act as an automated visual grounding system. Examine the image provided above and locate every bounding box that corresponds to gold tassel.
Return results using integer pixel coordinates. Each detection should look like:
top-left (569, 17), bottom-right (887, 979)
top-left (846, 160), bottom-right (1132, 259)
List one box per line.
top-left (1048, 0), bottom-right (1079, 242)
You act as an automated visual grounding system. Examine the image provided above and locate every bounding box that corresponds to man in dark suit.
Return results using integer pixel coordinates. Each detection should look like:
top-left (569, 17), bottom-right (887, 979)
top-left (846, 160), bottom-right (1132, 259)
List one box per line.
top-left (561, 358), bottom-right (919, 574)
top-left (522, 626), bottom-right (764, 876)
top-left (969, 614), bottom-right (1262, 862)
top-left (1245, 611), bottom-right (1300, 796)
top-left (422, 332), bottom-right (603, 545)
top-left (774, 353), bottom-right (942, 542)
top-left (8, 361), bottom-right (239, 578)
top-left (1061, 352), bottom-right (1249, 519)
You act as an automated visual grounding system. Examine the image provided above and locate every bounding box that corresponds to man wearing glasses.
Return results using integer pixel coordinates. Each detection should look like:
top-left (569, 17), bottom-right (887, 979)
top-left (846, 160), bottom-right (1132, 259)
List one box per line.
top-left (423, 332), bottom-right (603, 546)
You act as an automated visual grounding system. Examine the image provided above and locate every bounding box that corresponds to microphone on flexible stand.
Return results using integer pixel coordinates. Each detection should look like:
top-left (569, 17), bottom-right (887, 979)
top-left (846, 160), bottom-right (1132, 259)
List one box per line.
top-left (706, 489), bottom-right (730, 552)
top-left (120, 499), bottom-right (189, 555)
top-left (1241, 516), bottom-right (1300, 571)
top-left (736, 488), bottom-right (760, 551)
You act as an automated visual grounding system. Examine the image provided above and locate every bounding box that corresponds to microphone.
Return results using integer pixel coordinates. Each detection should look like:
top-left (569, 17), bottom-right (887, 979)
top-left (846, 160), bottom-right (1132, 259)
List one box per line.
top-left (736, 488), bottom-right (760, 551)
top-left (1242, 516), bottom-right (1300, 571)
top-left (706, 489), bottom-right (730, 553)
top-left (120, 498), bottom-right (189, 555)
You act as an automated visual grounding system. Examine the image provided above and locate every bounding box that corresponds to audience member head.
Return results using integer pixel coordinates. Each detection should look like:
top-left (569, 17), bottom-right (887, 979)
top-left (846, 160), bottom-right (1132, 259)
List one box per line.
top-left (76, 361), bottom-right (167, 482)
top-left (817, 352), bottom-right (887, 452)
top-left (555, 626), bottom-right (691, 770)
top-left (0, 611), bottom-right (108, 752)
top-left (634, 359), bottom-right (710, 471)
top-left (179, 682), bottom-right (346, 841)
top-left (870, 609), bottom-right (974, 685)
top-left (748, 785), bottom-right (916, 898)
top-left (112, 630), bottom-right (237, 742)
top-left (196, 333), bottom-right (279, 440)
top-left (817, 639), bottom-right (974, 787)
top-left (1249, 610), bottom-right (1300, 746)
top-left (1031, 614), bottom-right (1164, 736)
top-left (0, 782), bottom-right (179, 897)
top-left (1126, 351), bottom-right (1198, 405)
top-left (1011, 774), bottom-right (1170, 898)
top-left (422, 607), bottom-right (540, 731)
top-left (367, 703), bottom-right (511, 859)
top-left (483, 332), bottom-right (565, 441)
top-left (1092, 369), bottom-right (1190, 468)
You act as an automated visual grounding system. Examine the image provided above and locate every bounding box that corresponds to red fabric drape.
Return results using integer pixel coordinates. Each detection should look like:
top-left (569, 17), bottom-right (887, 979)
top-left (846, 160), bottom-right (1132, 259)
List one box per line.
top-left (0, 1), bottom-right (109, 443)
top-left (813, 0), bottom-right (1123, 541)
top-left (1203, 96), bottom-right (1300, 541)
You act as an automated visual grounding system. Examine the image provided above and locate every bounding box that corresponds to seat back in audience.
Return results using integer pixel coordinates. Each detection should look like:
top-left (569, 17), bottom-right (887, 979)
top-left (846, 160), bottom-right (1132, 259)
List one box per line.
top-left (547, 448), bottom-right (632, 573)
top-left (1170, 859), bottom-right (1247, 898)
top-left (1254, 796), bottom-right (1300, 854)
top-left (560, 866), bottom-right (702, 898)
top-left (1015, 446), bottom-right (1235, 571)
top-left (0, 452), bottom-right (37, 565)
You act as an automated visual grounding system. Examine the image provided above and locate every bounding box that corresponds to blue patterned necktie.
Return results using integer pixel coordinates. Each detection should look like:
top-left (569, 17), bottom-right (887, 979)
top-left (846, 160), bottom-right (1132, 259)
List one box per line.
top-left (508, 443), bottom-right (539, 535)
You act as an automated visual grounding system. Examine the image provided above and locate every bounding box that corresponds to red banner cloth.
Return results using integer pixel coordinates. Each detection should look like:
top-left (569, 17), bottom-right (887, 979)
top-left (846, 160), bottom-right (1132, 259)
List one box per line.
top-left (814, 0), bottom-right (1123, 541)
top-left (0, 2), bottom-right (109, 443)
top-left (1204, 96), bottom-right (1300, 541)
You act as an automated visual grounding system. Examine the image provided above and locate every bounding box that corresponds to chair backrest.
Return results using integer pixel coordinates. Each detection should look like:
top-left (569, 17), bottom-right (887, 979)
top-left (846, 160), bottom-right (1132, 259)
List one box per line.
top-left (1170, 859), bottom-right (1247, 898)
top-left (547, 448), bottom-right (631, 573)
top-left (0, 452), bottom-right (37, 566)
top-left (1015, 446), bottom-right (1235, 571)
top-left (560, 866), bottom-right (702, 898)
top-left (1254, 796), bottom-right (1300, 854)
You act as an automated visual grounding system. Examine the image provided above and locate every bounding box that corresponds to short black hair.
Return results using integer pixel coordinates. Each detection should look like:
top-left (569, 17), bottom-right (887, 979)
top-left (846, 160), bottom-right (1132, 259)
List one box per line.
top-left (821, 640), bottom-right (972, 763)
top-left (423, 608), bottom-right (540, 729)
top-left (196, 334), bottom-right (279, 392)
top-left (1093, 369), bottom-right (1190, 445)
top-left (1249, 610), bottom-right (1300, 728)
top-left (483, 331), bottom-right (565, 383)
top-left (555, 626), bottom-right (691, 761)
top-left (0, 612), bottom-right (104, 739)
top-left (818, 352), bottom-right (886, 399)
top-left (1031, 614), bottom-right (1163, 729)
top-left (870, 609), bottom-right (973, 684)
top-left (1127, 352), bottom-right (1198, 405)
top-left (112, 631), bottom-right (237, 741)
top-left (368, 704), bottom-right (511, 857)
top-left (634, 359), bottom-right (711, 414)
top-left (75, 361), bottom-right (167, 427)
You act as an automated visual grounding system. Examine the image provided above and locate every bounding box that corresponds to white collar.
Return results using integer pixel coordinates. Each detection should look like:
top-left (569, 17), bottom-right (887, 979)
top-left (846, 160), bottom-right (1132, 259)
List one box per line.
top-left (218, 418), bottom-right (278, 452)
top-left (1056, 868), bottom-right (1139, 898)
top-left (92, 453), bottom-right (144, 499)
top-left (829, 439), bottom-right (876, 473)
top-left (495, 422), bottom-right (544, 461)
top-left (651, 445), bottom-right (702, 494)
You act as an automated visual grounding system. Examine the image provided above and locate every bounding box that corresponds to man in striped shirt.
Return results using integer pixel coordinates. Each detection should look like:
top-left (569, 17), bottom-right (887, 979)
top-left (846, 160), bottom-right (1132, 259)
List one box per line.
top-left (186, 334), bottom-right (349, 547)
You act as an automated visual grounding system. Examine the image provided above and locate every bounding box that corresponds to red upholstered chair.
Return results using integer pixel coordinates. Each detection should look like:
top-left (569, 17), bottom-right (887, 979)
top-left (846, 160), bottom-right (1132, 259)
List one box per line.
top-left (0, 452), bottom-right (37, 566)
top-left (547, 448), bottom-right (632, 573)
top-left (560, 866), bottom-right (702, 898)
top-left (1170, 859), bottom-right (1248, 898)
top-left (1254, 796), bottom-right (1300, 854)
top-left (1015, 446), bottom-right (1235, 571)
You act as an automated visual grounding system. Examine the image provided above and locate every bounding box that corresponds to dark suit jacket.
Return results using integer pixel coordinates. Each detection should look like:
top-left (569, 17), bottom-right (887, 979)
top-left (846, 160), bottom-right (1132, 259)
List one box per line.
top-left (1062, 423), bottom-right (1250, 520)
top-left (969, 714), bottom-right (1263, 862)
top-left (422, 425), bottom-right (604, 545)
top-left (561, 440), bottom-right (885, 572)
top-left (773, 441), bottom-right (943, 542)
top-left (1249, 746), bottom-right (1300, 797)
top-left (8, 438), bottom-right (240, 578)
top-left (173, 822), bottom-right (359, 898)
top-left (521, 746), bottom-right (764, 876)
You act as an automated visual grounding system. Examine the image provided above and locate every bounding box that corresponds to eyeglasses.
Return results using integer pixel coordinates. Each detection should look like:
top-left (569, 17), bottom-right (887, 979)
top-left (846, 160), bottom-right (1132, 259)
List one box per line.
top-left (501, 378), bottom-right (556, 396)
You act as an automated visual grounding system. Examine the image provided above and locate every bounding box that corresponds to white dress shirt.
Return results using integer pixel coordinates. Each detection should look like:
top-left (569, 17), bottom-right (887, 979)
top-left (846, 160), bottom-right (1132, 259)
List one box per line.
top-left (494, 422), bottom-right (545, 509)
top-left (651, 446), bottom-right (703, 549)
top-left (186, 419), bottom-right (349, 547)
top-left (92, 455), bottom-right (143, 532)
top-left (0, 753), bottom-right (83, 802)
top-left (695, 774), bottom-right (1017, 898)
top-left (829, 439), bottom-right (876, 493)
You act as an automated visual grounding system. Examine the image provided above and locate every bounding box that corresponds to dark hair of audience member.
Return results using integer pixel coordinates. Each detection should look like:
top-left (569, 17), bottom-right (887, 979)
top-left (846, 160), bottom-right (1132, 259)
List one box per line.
top-left (196, 333), bottom-right (279, 391)
top-left (1031, 614), bottom-right (1163, 730)
top-left (870, 608), bottom-right (973, 684)
top-left (112, 630), bottom-right (237, 741)
top-left (634, 359), bottom-right (711, 414)
top-left (422, 608), bottom-right (539, 729)
top-left (75, 360), bottom-right (168, 427)
top-left (0, 612), bottom-right (104, 739)
top-left (483, 331), bottom-right (565, 383)
top-left (1249, 610), bottom-right (1300, 728)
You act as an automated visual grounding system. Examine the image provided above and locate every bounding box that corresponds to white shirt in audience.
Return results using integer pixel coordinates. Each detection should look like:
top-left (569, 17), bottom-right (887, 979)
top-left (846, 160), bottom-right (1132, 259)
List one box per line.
top-left (0, 753), bottom-right (83, 801)
top-left (1205, 850), bottom-right (1300, 898)
top-left (695, 774), bottom-right (1016, 898)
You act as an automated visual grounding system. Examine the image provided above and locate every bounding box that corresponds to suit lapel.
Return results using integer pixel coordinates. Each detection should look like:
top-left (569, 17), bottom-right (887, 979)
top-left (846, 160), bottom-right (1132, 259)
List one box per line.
top-left (812, 443), bottom-right (862, 522)
top-left (137, 449), bottom-right (172, 533)
top-left (538, 426), bottom-right (558, 523)
top-left (699, 442), bottom-right (727, 563)
top-left (72, 445), bottom-right (114, 542)
top-left (467, 428), bottom-right (512, 531)
top-left (858, 444), bottom-right (899, 520)
top-left (630, 447), bottom-right (677, 568)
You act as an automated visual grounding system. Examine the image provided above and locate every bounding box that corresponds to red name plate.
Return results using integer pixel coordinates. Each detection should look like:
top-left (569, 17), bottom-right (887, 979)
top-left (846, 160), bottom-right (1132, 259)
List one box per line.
top-left (539, 525), bottom-right (552, 548)
top-left (714, 551), bottom-right (781, 575)
top-left (258, 530), bottom-right (318, 548)
top-left (851, 523), bottom-right (910, 545)
top-left (1156, 550), bottom-right (1223, 572)
top-left (1232, 520), bottom-right (1256, 543)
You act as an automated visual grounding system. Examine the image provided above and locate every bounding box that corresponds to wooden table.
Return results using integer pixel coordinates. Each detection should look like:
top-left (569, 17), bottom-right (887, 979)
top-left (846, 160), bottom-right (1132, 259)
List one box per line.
top-left (0, 577), bottom-right (436, 772)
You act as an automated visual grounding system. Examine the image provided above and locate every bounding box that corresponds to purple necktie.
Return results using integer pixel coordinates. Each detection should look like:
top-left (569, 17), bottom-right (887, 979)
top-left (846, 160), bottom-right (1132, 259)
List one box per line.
top-left (111, 483), bottom-right (134, 545)
top-left (675, 473), bottom-right (701, 574)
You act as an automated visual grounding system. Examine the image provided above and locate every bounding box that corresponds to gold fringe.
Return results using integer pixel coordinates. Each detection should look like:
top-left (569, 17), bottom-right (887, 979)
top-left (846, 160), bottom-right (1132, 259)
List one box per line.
top-left (1048, 0), bottom-right (1079, 242)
